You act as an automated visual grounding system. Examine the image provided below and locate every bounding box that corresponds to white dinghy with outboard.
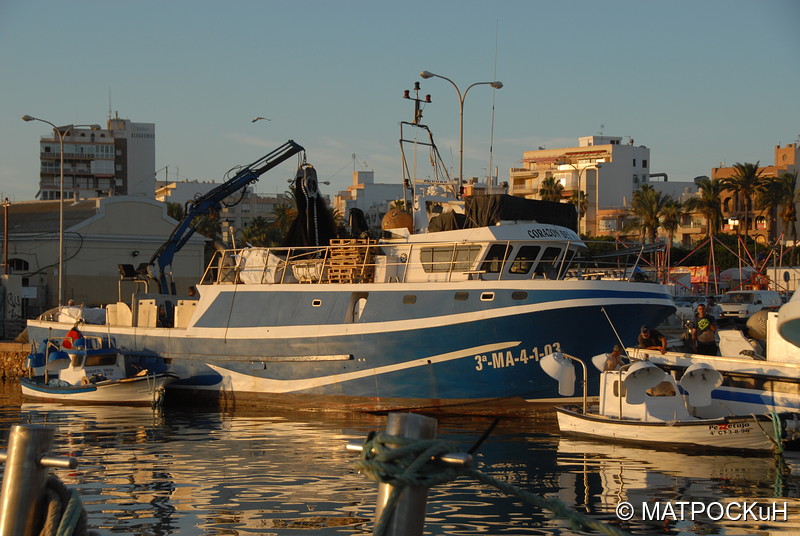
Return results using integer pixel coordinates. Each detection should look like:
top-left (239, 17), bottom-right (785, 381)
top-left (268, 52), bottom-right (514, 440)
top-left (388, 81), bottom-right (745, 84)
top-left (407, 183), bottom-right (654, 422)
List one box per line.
top-left (540, 351), bottom-right (800, 454)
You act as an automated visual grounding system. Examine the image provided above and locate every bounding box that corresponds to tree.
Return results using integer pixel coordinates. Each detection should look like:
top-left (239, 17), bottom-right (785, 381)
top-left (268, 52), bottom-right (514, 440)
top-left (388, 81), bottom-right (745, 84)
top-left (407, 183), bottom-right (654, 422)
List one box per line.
top-left (627, 184), bottom-right (670, 243)
top-left (271, 203), bottom-right (297, 238)
top-left (758, 169), bottom-right (800, 263)
top-left (684, 177), bottom-right (725, 238)
top-left (569, 190), bottom-right (588, 231)
top-left (241, 216), bottom-right (280, 247)
top-left (539, 177), bottom-right (564, 203)
top-left (165, 201), bottom-right (219, 240)
top-left (722, 162), bottom-right (764, 245)
top-left (661, 199), bottom-right (683, 247)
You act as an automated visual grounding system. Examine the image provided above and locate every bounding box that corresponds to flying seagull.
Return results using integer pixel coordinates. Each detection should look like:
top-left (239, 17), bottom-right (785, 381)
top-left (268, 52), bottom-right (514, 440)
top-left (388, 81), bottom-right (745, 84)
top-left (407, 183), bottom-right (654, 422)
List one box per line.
top-left (251, 117), bottom-right (270, 122)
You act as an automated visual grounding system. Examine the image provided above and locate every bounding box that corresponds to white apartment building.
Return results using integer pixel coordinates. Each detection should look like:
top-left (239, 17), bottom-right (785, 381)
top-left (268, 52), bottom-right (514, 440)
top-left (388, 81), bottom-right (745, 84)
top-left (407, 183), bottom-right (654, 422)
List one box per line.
top-left (33, 113), bottom-right (155, 200)
top-left (510, 135), bottom-right (651, 236)
top-left (334, 171), bottom-right (404, 231)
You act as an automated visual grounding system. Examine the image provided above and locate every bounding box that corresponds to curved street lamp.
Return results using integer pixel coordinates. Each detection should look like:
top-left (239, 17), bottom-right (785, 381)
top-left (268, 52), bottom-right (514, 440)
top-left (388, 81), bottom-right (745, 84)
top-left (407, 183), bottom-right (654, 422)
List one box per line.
top-left (419, 71), bottom-right (502, 185)
top-left (22, 115), bottom-right (102, 307)
top-left (555, 160), bottom-right (602, 234)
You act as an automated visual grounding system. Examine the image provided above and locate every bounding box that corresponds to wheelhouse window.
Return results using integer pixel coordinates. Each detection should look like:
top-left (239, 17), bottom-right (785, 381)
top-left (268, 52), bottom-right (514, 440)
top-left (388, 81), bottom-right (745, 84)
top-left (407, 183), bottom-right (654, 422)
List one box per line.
top-left (509, 246), bottom-right (541, 274)
top-left (420, 245), bottom-right (481, 273)
top-left (480, 244), bottom-right (512, 274)
top-left (535, 247), bottom-right (565, 278)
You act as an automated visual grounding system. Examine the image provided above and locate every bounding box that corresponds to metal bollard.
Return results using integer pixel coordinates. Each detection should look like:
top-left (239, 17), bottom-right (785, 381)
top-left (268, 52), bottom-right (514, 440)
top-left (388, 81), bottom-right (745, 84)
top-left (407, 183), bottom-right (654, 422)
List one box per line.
top-left (0, 425), bottom-right (78, 536)
top-left (374, 412), bottom-right (437, 536)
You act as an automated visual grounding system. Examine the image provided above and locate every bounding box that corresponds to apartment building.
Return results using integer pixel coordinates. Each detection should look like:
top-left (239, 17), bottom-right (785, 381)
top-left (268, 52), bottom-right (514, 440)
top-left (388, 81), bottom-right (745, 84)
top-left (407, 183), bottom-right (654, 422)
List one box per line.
top-left (713, 143), bottom-right (800, 243)
top-left (33, 114), bottom-right (155, 200)
top-left (510, 135), bottom-right (650, 236)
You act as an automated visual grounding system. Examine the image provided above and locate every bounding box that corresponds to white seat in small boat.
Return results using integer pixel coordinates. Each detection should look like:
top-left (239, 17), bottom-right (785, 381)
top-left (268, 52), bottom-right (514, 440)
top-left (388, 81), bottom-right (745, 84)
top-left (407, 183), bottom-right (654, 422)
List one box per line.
top-left (623, 362), bottom-right (693, 422)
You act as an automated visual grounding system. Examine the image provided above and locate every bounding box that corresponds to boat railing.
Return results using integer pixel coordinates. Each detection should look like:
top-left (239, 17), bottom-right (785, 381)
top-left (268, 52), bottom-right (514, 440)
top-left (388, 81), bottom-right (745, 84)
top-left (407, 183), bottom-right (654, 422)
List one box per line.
top-left (199, 238), bottom-right (659, 286)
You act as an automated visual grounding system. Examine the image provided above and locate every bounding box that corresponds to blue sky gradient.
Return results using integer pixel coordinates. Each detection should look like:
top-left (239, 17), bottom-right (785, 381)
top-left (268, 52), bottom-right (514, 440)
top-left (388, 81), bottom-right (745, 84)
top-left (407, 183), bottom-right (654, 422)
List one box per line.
top-left (2, 0), bottom-right (799, 201)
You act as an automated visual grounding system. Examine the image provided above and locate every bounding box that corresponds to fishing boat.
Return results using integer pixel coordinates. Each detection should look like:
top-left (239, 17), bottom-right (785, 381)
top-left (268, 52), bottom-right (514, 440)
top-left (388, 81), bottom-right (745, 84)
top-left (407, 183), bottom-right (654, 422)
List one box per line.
top-left (24, 97), bottom-right (676, 415)
top-left (540, 351), bottom-right (800, 453)
top-left (21, 334), bottom-right (177, 406)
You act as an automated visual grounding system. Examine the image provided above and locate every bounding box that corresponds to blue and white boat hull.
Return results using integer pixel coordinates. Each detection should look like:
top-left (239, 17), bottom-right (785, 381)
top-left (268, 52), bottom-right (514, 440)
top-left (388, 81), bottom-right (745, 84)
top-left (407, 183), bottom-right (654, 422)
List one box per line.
top-left (28, 280), bottom-right (674, 414)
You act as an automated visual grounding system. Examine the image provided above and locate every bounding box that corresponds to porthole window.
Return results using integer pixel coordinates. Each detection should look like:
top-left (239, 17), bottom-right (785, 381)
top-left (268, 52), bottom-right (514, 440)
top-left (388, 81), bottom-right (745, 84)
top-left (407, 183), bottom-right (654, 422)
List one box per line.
top-left (403, 295), bottom-right (417, 304)
top-left (311, 299), bottom-right (322, 307)
top-left (511, 291), bottom-right (528, 300)
top-left (454, 292), bottom-right (469, 301)
top-left (480, 292), bottom-right (495, 301)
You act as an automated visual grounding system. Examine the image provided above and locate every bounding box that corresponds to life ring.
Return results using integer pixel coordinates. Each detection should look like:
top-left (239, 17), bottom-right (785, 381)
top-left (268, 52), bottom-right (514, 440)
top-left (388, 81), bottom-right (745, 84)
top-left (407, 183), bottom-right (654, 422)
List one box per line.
top-left (80, 376), bottom-right (90, 385)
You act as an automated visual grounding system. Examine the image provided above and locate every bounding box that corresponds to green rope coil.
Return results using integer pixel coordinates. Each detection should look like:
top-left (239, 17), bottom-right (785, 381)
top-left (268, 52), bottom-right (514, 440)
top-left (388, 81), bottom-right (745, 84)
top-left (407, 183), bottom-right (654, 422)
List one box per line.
top-left (355, 432), bottom-right (631, 536)
top-left (39, 475), bottom-right (88, 536)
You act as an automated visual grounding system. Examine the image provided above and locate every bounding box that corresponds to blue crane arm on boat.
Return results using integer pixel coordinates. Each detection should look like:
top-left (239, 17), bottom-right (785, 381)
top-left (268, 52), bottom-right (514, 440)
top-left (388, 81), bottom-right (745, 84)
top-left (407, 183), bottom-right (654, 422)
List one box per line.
top-left (149, 140), bottom-right (305, 294)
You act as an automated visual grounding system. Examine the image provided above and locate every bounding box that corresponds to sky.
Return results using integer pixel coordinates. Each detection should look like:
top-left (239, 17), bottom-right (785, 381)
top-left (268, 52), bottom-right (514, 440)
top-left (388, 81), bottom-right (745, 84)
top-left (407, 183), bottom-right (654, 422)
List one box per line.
top-left (1, 0), bottom-right (799, 203)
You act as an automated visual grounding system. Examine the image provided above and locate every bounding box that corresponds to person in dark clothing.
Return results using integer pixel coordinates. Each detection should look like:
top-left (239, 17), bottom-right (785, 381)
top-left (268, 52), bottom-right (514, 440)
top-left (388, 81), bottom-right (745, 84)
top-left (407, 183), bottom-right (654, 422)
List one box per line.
top-left (638, 324), bottom-right (667, 354)
top-left (692, 304), bottom-right (718, 355)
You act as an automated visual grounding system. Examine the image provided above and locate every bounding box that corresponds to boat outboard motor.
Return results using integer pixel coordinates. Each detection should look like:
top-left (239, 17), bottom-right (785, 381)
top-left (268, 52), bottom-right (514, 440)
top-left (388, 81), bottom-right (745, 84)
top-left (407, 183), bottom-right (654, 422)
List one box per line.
top-left (678, 362), bottom-right (723, 407)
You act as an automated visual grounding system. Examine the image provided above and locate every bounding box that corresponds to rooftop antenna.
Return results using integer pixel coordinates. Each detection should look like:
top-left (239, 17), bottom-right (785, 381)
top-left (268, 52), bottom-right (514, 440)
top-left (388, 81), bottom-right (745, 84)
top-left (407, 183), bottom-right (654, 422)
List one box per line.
top-left (108, 87), bottom-right (112, 122)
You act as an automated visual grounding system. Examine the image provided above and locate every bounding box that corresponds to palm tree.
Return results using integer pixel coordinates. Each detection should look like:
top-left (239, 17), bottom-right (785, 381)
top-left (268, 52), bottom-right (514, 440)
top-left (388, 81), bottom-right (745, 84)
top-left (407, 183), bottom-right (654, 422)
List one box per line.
top-left (723, 162), bottom-right (764, 245)
top-left (684, 176), bottom-right (725, 238)
top-left (661, 199), bottom-right (683, 247)
top-left (758, 169), bottom-right (800, 263)
top-left (271, 203), bottom-right (297, 238)
top-left (569, 190), bottom-right (588, 232)
top-left (539, 177), bottom-right (564, 203)
top-left (627, 184), bottom-right (669, 244)
top-left (241, 216), bottom-right (279, 246)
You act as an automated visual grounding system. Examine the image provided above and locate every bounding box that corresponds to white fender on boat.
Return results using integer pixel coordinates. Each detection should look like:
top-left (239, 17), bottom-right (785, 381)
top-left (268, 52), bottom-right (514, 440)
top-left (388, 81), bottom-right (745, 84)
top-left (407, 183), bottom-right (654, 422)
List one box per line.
top-left (539, 352), bottom-right (576, 396)
top-left (679, 362), bottom-right (723, 407)
top-left (782, 413), bottom-right (800, 442)
top-left (590, 353), bottom-right (608, 372)
top-left (623, 361), bottom-right (668, 404)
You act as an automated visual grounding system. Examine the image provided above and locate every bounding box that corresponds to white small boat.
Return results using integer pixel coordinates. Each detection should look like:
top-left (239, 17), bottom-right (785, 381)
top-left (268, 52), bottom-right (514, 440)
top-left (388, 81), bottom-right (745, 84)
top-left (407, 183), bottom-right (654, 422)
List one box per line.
top-left (540, 352), bottom-right (800, 454)
top-left (21, 335), bottom-right (177, 406)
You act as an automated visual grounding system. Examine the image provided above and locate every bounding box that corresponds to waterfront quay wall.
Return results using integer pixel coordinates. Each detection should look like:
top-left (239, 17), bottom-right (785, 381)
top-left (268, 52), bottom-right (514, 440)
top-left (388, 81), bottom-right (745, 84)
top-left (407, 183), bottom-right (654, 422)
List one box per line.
top-left (0, 342), bottom-right (28, 379)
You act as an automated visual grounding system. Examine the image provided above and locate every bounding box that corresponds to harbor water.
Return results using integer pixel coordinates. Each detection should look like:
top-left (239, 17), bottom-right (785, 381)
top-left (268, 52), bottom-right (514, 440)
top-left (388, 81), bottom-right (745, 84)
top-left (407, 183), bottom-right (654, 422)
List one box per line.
top-left (1, 381), bottom-right (799, 536)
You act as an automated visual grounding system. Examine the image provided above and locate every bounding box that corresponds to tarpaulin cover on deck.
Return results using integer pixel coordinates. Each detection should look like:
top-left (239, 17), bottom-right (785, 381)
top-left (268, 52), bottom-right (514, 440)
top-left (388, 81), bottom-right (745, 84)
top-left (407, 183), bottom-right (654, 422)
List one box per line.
top-left (464, 194), bottom-right (577, 231)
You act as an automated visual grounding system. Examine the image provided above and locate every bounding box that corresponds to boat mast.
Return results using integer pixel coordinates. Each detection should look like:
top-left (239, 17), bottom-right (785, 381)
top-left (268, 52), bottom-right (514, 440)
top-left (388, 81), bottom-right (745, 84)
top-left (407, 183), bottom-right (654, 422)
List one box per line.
top-left (399, 81), bottom-right (458, 231)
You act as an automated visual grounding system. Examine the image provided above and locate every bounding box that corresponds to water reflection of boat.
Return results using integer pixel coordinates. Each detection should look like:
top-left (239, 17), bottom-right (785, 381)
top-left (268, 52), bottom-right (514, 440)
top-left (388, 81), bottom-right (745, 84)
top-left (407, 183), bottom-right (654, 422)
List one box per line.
top-left (557, 436), bottom-right (800, 535)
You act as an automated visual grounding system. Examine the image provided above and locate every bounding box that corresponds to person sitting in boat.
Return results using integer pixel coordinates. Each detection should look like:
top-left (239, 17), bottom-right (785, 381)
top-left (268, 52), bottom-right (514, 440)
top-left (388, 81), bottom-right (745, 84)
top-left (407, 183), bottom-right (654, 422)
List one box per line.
top-left (603, 345), bottom-right (625, 371)
top-left (692, 304), bottom-right (718, 356)
top-left (638, 325), bottom-right (667, 354)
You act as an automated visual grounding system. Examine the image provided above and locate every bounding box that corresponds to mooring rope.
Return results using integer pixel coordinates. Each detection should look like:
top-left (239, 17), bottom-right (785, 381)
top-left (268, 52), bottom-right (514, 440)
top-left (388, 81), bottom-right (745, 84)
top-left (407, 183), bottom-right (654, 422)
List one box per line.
top-left (39, 475), bottom-right (88, 536)
top-left (355, 432), bottom-right (632, 536)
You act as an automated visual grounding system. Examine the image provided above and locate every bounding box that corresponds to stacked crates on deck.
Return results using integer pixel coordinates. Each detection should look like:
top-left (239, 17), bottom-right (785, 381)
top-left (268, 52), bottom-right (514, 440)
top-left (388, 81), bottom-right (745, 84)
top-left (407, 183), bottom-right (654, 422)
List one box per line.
top-left (327, 239), bottom-right (376, 283)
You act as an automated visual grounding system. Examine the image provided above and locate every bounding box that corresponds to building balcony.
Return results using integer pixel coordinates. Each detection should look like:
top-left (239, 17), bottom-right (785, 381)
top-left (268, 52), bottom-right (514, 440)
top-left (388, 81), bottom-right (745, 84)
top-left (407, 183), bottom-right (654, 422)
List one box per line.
top-left (511, 186), bottom-right (537, 196)
top-left (40, 152), bottom-right (96, 160)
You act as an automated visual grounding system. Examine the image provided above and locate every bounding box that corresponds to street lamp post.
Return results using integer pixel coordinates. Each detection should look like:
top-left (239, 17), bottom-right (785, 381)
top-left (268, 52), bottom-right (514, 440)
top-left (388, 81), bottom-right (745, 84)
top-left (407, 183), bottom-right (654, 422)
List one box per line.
top-left (419, 71), bottom-right (502, 186)
top-left (21, 115), bottom-right (101, 307)
top-left (555, 160), bottom-right (600, 233)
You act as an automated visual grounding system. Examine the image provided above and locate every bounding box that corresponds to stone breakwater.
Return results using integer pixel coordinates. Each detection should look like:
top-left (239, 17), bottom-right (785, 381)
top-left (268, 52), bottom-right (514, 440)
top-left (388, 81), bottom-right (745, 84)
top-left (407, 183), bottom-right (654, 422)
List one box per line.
top-left (0, 342), bottom-right (28, 379)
